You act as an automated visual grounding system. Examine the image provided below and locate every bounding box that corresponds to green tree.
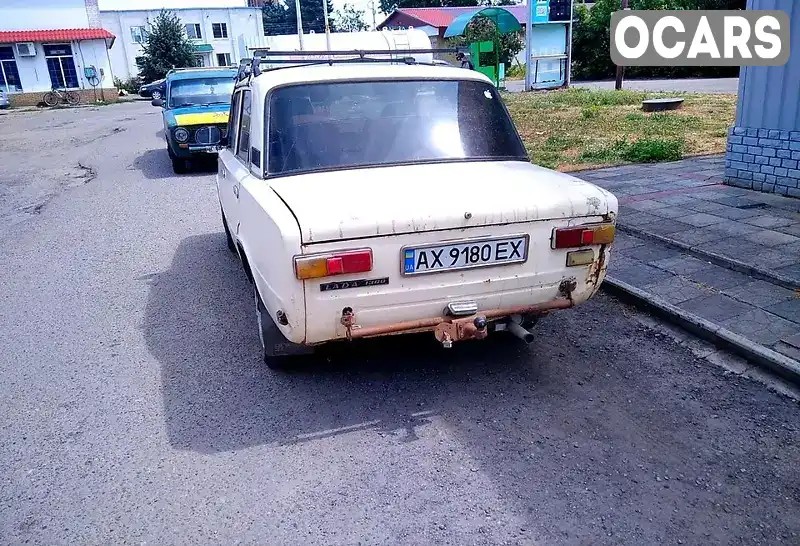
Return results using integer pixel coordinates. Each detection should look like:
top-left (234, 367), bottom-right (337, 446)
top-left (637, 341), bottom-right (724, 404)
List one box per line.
top-left (135, 10), bottom-right (197, 83)
top-left (263, 1), bottom-right (293, 35)
top-left (263, 0), bottom-right (338, 35)
top-left (334, 3), bottom-right (369, 32)
top-left (571, 0), bottom-right (745, 81)
top-left (446, 16), bottom-right (524, 69)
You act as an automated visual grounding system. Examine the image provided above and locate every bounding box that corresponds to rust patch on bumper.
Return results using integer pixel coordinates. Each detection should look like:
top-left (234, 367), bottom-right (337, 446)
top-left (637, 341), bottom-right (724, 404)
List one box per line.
top-left (587, 244), bottom-right (608, 287)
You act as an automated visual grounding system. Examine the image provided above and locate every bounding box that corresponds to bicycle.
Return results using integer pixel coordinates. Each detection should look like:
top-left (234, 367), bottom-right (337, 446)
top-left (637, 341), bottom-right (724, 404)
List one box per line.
top-left (43, 87), bottom-right (80, 107)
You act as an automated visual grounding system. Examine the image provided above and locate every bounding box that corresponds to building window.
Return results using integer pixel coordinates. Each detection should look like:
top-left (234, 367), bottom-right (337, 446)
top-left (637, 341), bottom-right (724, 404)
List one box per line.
top-left (185, 23), bottom-right (202, 40)
top-left (0, 46), bottom-right (22, 92)
top-left (131, 26), bottom-right (147, 44)
top-left (43, 43), bottom-right (79, 89)
top-left (216, 53), bottom-right (231, 66)
top-left (194, 55), bottom-right (205, 67)
top-left (212, 23), bottom-right (228, 39)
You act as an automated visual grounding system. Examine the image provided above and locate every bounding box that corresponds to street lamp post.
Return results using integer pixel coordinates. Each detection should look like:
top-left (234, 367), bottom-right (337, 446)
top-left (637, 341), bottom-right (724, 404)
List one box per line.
top-left (615, 0), bottom-right (629, 90)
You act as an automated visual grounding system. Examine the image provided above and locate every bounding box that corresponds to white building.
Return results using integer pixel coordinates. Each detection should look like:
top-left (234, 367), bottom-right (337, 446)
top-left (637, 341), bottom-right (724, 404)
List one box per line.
top-left (0, 0), bottom-right (118, 105)
top-left (100, 6), bottom-right (264, 81)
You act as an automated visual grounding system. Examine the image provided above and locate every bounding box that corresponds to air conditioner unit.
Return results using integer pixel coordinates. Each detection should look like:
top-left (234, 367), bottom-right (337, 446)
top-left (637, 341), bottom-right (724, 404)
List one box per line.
top-left (16, 42), bottom-right (36, 57)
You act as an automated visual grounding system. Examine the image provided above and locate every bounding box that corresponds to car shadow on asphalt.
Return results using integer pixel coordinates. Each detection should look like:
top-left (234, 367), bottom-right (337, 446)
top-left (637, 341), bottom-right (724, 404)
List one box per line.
top-left (143, 233), bottom-right (542, 454)
top-left (133, 148), bottom-right (217, 180)
top-left (143, 234), bottom-right (800, 542)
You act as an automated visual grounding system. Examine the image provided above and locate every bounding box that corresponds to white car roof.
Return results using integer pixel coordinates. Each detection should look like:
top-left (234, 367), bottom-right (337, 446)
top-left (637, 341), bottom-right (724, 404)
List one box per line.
top-left (247, 62), bottom-right (494, 94)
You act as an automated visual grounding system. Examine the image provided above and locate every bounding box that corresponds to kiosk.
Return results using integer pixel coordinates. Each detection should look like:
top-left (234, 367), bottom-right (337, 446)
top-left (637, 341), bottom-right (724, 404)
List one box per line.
top-left (524, 0), bottom-right (575, 91)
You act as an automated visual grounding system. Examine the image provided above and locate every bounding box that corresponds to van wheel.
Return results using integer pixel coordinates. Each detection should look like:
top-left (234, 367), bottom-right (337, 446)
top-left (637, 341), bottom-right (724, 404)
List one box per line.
top-left (254, 285), bottom-right (292, 370)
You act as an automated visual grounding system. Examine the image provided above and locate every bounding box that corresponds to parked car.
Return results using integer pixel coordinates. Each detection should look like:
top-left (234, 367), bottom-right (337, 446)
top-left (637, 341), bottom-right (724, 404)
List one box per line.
top-left (217, 59), bottom-right (618, 369)
top-left (0, 89), bottom-right (8, 110)
top-left (153, 67), bottom-right (237, 173)
top-left (139, 78), bottom-right (165, 100)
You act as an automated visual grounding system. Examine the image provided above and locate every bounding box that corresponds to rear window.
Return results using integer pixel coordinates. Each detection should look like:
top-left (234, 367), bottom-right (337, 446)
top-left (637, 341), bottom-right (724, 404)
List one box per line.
top-left (266, 79), bottom-right (528, 176)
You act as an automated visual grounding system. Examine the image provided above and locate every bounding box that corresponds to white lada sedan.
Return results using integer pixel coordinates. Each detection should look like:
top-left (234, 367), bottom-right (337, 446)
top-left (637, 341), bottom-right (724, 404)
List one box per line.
top-left (217, 61), bottom-right (618, 368)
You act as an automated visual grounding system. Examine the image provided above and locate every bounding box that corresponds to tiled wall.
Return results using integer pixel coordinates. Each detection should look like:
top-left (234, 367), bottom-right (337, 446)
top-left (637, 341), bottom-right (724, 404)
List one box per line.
top-left (724, 126), bottom-right (800, 198)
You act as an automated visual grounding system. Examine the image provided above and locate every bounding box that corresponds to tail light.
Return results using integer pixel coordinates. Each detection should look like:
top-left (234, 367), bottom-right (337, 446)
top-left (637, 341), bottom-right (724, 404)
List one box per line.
top-left (552, 224), bottom-right (615, 249)
top-left (294, 249), bottom-right (372, 280)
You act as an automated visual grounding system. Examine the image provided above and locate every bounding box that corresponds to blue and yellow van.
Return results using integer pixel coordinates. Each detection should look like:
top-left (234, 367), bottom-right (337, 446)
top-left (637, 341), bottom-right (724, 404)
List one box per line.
top-left (154, 67), bottom-right (237, 173)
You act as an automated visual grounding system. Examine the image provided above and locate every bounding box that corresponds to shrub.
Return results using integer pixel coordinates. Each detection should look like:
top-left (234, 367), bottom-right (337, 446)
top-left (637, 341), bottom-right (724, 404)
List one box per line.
top-left (113, 76), bottom-right (141, 94)
top-left (622, 138), bottom-right (684, 162)
top-left (577, 137), bottom-right (684, 163)
top-left (506, 63), bottom-right (526, 79)
top-left (582, 106), bottom-right (600, 119)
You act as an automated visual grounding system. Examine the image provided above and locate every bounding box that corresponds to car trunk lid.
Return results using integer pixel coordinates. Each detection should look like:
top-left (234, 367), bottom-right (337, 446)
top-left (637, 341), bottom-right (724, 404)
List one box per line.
top-left (268, 161), bottom-right (615, 244)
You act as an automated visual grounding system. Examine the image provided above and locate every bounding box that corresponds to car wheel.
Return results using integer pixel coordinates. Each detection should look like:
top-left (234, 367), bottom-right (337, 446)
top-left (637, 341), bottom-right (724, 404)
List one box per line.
top-left (151, 90), bottom-right (162, 100)
top-left (171, 155), bottom-right (189, 174)
top-left (221, 208), bottom-right (236, 252)
top-left (254, 285), bottom-right (292, 370)
top-left (168, 147), bottom-right (189, 174)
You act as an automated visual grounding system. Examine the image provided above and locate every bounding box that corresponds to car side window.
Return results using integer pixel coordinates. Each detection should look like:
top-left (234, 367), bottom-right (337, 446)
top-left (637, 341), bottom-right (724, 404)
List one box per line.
top-left (227, 90), bottom-right (242, 152)
top-left (236, 90), bottom-right (252, 164)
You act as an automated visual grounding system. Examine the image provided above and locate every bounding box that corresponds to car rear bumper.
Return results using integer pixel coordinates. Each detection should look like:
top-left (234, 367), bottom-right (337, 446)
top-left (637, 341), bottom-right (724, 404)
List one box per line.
top-left (341, 296), bottom-right (574, 341)
top-left (302, 262), bottom-right (608, 345)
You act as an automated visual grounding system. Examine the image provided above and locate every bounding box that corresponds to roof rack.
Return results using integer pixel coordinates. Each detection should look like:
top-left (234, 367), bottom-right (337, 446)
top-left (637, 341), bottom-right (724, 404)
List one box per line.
top-left (166, 66), bottom-right (237, 78)
top-left (236, 47), bottom-right (467, 81)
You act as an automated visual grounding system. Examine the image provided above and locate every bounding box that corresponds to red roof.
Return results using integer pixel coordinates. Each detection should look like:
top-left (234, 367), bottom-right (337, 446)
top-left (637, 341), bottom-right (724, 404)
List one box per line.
top-left (0, 28), bottom-right (115, 44)
top-left (381, 6), bottom-right (529, 29)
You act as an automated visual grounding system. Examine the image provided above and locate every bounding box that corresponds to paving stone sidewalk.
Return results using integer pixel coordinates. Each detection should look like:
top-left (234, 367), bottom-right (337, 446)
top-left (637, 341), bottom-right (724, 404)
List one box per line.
top-left (579, 156), bottom-right (800, 364)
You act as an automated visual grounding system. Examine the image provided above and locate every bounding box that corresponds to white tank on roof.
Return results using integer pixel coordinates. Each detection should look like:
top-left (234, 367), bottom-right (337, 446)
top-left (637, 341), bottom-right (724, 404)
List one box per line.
top-left (248, 29), bottom-right (434, 68)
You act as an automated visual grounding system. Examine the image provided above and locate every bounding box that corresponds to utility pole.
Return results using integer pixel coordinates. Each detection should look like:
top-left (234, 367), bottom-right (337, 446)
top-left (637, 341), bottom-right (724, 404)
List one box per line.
top-left (322, 0), bottom-right (332, 51)
top-left (368, 1), bottom-right (377, 31)
top-left (565, 0), bottom-right (574, 88)
top-left (615, 0), bottom-right (629, 90)
top-left (295, 0), bottom-right (304, 50)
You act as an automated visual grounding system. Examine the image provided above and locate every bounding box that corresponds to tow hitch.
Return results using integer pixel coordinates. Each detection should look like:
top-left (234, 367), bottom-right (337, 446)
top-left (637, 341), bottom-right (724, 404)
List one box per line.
top-left (434, 316), bottom-right (488, 348)
top-left (339, 299), bottom-right (572, 343)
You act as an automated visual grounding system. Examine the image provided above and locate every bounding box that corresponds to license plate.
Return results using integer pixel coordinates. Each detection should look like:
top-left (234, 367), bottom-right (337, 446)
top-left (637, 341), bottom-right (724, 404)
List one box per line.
top-left (402, 235), bottom-right (529, 275)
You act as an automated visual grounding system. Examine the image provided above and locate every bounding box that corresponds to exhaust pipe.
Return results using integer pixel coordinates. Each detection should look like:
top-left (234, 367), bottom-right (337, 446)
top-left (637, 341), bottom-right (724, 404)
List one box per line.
top-left (506, 320), bottom-right (534, 343)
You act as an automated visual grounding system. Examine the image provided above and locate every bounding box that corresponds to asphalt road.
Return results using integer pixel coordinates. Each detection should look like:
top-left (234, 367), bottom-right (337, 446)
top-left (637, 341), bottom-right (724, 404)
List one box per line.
top-left (504, 78), bottom-right (739, 94)
top-left (0, 102), bottom-right (798, 545)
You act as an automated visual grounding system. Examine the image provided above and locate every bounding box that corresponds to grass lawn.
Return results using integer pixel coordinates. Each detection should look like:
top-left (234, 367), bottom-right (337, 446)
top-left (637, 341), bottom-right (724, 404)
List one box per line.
top-left (502, 88), bottom-right (737, 172)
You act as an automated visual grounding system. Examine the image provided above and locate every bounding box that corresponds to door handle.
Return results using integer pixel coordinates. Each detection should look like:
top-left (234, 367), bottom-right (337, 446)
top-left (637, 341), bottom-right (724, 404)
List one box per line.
top-left (221, 170), bottom-right (226, 179)
top-left (233, 184), bottom-right (239, 198)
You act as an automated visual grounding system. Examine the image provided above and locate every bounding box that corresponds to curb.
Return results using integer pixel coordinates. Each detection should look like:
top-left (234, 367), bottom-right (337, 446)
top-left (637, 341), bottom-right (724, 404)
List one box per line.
top-left (617, 223), bottom-right (799, 291)
top-left (602, 276), bottom-right (800, 386)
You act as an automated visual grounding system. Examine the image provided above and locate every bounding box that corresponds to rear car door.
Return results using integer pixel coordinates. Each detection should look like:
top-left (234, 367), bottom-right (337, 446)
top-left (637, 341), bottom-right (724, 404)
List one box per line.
top-left (217, 89), bottom-right (247, 237)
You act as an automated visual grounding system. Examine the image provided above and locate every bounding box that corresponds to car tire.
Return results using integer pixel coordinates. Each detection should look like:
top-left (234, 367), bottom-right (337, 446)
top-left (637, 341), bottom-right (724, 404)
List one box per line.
top-left (221, 208), bottom-right (236, 252)
top-left (168, 146), bottom-right (189, 174)
top-left (254, 285), bottom-right (292, 370)
top-left (151, 90), bottom-right (162, 100)
top-left (171, 156), bottom-right (189, 174)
